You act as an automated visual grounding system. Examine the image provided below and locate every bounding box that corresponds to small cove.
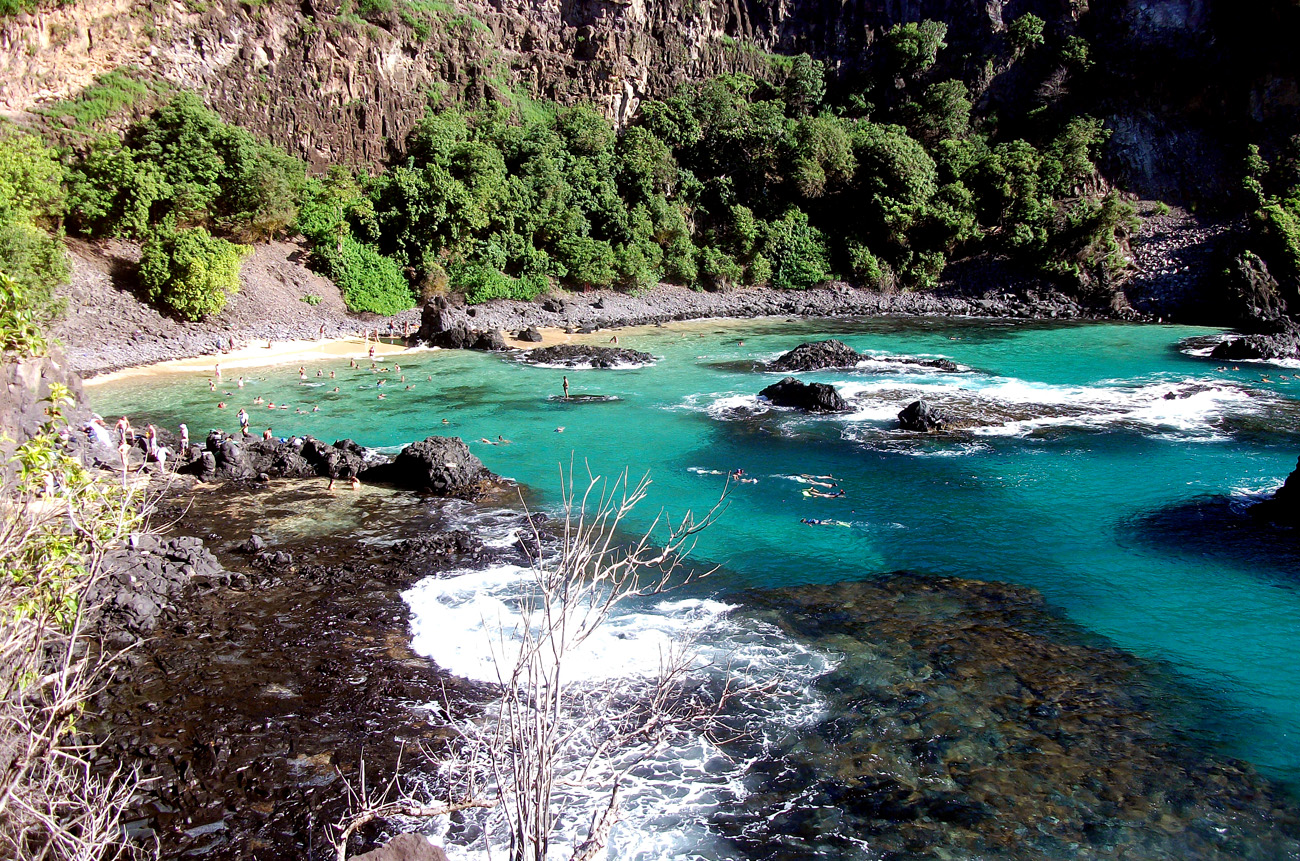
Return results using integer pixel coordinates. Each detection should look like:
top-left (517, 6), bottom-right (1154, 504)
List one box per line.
top-left (92, 316), bottom-right (1300, 857)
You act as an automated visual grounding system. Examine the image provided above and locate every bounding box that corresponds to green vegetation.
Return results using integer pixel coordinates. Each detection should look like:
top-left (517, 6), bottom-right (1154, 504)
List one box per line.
top-left (139, 222), bottom-right (250, 320)
top-left (66, 92), bottom-right (307, 242)
top-left (1008, 13), bottom-right (1046, 54)
top-left (20, 19), bottom-right (1137, 317)
top-left (1243, 140), bottom-right (1300, 300)
top-left (35, 68), bottom-right (168, 136)
top-left (0, 126), bottom-right (68, 322)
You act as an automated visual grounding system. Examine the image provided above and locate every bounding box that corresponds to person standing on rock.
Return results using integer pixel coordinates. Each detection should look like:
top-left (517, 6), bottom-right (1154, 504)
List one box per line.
top-left (563, 376), bottom-right (570, 400)
top-left (179, 423), bottom-right (189, 452)
top-left (115, 416), bottom-right (131, 446)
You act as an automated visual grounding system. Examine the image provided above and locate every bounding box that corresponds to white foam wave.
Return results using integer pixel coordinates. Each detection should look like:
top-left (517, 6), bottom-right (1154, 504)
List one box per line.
top-left (403, 550), bottom-right (835, 861)
top-left (404, 566), bottom-right (737, 683)
top-left (832, 376), bottom-right (1262, 439)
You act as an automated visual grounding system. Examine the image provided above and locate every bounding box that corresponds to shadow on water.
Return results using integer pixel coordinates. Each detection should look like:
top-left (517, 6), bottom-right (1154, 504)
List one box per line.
top-left (717, 573), bottom-right (1300, 861)
top-left (1119, 494), bottom-right (1300, 581)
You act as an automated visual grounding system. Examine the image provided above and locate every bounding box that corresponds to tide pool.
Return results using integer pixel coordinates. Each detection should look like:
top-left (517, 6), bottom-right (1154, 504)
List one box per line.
top-left (92, 316), bottom-right (1300, 807)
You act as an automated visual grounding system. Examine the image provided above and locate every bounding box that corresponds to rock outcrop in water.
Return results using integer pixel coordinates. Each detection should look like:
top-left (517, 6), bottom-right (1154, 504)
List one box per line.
top-left (759, 377), bottom-right (849, 412)
top-left (770, 340), bottom-right (964, 374)
top-left (1211, 319), bottom-right (1300, 362)
top-left (1254, 456), bottom-right (1300, 527)
top-left (770, 340), bottom-right (863, 372)
top-left (520, 344), bottom-right (654, 369)
top-left (359, 436), bottom-right (492, 498)
top-left (898, 399), bottom-right (951, 432)
top-left (184, 431), bottom-right (371, 482)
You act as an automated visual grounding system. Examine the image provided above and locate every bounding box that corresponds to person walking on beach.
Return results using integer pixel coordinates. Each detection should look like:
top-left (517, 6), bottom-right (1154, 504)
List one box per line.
top-left (562, 376), bottom-right (570, 400)
top-left (215, 362), bottom-right (221, 380)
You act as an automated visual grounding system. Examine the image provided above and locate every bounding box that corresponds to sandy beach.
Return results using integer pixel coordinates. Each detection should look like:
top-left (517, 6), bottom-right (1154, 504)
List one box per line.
top-left (84, 336), bottom-right (417, 385)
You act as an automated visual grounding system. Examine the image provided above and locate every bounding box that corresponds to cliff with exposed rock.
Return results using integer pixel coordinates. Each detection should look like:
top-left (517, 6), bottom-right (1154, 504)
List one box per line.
top-left (1, 0), bottom-right (1296, 206)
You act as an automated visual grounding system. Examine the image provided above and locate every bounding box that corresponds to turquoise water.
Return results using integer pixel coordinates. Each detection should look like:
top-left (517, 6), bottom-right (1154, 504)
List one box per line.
top-left (93, 317), bottom-right (1300, 795)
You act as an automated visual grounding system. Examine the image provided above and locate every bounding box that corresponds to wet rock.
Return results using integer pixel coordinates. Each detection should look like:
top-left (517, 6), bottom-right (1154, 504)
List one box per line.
top-left (898, 400), bottom-right (949, 432)
top-left (360, 436), bottom-right (492, 498)
top-left (184, 432), bottom-right (379, 483)
top-left (517, 326), bottom-right (544, 342)
top-left (86, 534), bottom-right (234, 643)
top-left (301, 436), bottom-right (367, 481)
top-left (354, 834), bottom-right (449, 861)
top-left (1210, 320), bottom-right (1300, 362)
top-left (770, 339), bottom-right (863, 372)
top-left (759, 377), bottom-right (849, 412)
top-left (520, 344), bottom-right (654, 369)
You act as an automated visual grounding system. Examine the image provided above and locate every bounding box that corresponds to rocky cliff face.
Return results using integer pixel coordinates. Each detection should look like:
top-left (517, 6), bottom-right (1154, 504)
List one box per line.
top-left (0, 0), bottom-right (1295, 201)
top-left (0, 345), bottom-right (88, 475)
top-left (0, 0), bottom-right (1052, 167)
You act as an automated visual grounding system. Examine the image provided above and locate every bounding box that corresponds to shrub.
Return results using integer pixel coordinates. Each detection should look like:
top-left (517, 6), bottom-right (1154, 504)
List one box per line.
top-left (884, 20), bottom-right (948, 78)
top-left (698, 245), bottom-right (743, 289)
top-left (0, 271), bottom-right (48, 356)
top-left (1008, 13), bottom-right (1046, 54)
top-left (764, 209), bottom-right (832, 290)
top-left (65, 135), bottom-right (163, 238)
top-left (0, 221), bottom-right (69, 317)
top-left (0, 129), bottom-right (69, 316)
top-left (454, 262), bottom-right (547, 304)
top-left (139, 223), bottom-right (249, 320)
top-left (313, 235), bottom-right (413, 315)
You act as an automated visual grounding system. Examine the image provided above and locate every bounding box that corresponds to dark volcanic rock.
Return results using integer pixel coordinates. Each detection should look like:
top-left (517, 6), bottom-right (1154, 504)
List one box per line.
top-left (360, 436), bottom-right (491, 498)
top-left (1210, 320), bottom-right (1300, 362)
top-left (1254, 456), bottom-right (1300, 527)
top-left (770, 339), bottom-right (863, 372)
top-left (87, 534), bottom-right (236, 644)
top-left (759, 377), bottom-right (849, 412)
top-left (184, 432), bottom-right (378, 482)
top-left (418, 296), bottom-right (475, 349)
top-left (472, 329), bottom-right (510, 351)
top-left (301, 436), bottom-right (367, 480)
top-left (898, 400), bottom-right (949, 432)
top-left (521, 344), bottom-right (654, 369)
top-left (517, 326), bottom-right (544, 342)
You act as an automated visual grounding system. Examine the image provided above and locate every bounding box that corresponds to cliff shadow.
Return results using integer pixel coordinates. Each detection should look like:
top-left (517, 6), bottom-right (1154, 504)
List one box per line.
top-left (1118, 493), bottom-right (1300, 581)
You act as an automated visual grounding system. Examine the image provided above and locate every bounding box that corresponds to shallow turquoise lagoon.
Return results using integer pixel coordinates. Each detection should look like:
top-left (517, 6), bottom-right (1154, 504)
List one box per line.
top-left (92, 317), bottom-right (1300, 793)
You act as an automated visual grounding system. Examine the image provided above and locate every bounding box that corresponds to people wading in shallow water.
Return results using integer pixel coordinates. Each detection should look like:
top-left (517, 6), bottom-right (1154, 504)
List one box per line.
top-left (563, 376), bottom-right (570, 399)
top-left (237, 408), bottom-right (249, 435)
